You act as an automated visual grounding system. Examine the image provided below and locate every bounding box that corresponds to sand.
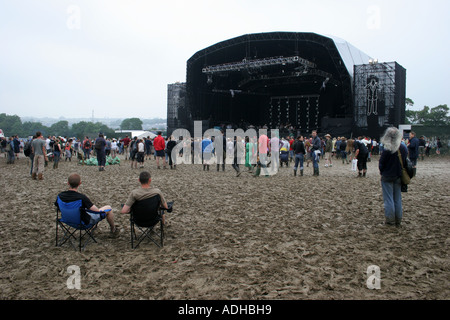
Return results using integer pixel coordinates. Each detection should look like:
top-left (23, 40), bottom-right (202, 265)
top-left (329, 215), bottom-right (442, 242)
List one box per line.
top-left (0, 152), bottom-right (449, 300)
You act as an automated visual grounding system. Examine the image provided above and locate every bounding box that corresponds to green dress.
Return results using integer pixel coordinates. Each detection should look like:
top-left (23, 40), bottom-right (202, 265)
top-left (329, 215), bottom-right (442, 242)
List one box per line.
top-left (245, 142), bottom-right (256, 168)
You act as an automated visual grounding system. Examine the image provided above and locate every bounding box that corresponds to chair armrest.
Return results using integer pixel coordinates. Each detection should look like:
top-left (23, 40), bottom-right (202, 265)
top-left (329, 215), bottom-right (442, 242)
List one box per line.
top-left (160, 201), bottom-right (174, 212)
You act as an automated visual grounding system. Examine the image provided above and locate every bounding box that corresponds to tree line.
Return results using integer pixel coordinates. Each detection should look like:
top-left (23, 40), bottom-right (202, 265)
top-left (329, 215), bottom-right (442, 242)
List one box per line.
top-left (405, 99), bottom-right (449, 126)
top-left (0, 114), bottom-right (148, 139)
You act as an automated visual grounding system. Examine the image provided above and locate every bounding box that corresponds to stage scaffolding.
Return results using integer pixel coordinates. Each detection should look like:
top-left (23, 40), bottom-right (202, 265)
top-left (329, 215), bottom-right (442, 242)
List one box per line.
top-left (269, 95), bottom-right (320, 133)
top-left (353, 62), bottom-right (406, 137)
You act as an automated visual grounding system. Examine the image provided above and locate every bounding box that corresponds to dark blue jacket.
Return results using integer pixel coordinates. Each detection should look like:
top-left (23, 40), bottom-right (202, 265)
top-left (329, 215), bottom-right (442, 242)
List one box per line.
top-left (408, 137), bottom-right (419, 160)
top-left (379, 144), bottom-right (408, 181)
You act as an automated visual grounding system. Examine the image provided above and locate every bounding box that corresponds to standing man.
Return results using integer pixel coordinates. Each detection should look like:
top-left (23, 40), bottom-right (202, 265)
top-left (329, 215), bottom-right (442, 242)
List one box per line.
top-left (289, 136), bottom-right (295, 163)
top-left (153, 131), bottom-right (166, 169)
top-left (145, 136), bottom-right (152, 161)
top-left (83, 136), bottom-right (91, 160)
top-left (31, 131), bottom-right (48, 180)
top-left (418, 136), bottom-right (426, 161)
top-left (121, 135), bottom-right (131, 160)
top-left (407, 131), bottom-right (419, 177)
top-left (354, 137), bottom-right (369, 177)
top-left (311, 130), bottom-right (321, 176)
top-left (293, 136), bottom-right (306, 176)
top-left (324, 134), bottom-right (333, 168)
top-left (201, 134), bottom-right (213, 171)
top-left (95, 133), bottom-right (107, 171)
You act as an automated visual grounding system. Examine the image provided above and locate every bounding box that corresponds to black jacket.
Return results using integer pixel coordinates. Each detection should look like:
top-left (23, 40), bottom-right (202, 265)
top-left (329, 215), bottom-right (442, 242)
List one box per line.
top-left (293, 140), bottom-right (306, 154)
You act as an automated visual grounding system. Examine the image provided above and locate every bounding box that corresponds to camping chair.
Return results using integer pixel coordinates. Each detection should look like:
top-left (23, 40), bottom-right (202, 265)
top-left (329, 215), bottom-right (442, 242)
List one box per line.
top-left (129, 195), bottom-right (173, 249)
top-left (55, 196), bottom-right (109, 251)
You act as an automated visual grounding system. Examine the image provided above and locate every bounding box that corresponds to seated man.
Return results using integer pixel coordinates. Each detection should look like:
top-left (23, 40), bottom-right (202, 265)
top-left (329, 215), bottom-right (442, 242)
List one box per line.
top-left (121, 171), bottom-right (170, 224)
top-left (56, 173), bottom-right (119, 236)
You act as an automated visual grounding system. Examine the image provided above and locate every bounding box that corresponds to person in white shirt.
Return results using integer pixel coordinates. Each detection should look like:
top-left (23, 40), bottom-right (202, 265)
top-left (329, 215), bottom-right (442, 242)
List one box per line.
top-left (136, 139), bottom-right (145, 168)
top-left (111, 139), bottom-right (118, 158)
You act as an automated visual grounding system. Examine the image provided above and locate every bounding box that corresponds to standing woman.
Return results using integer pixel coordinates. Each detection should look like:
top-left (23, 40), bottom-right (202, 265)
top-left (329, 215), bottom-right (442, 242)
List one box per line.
top-left (379, 127), bottom-right (408, 228)
top-left (64, 139), bottom-right (73, 162)
top-left (111, 139), bottom-right (118, 158)
top-left (53, 137), bottom-right (62, 169)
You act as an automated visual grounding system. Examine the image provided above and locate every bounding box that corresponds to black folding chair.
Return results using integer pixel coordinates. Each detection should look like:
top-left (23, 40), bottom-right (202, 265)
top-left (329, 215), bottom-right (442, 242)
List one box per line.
top-left (129, 195), bottom-right (172, 249)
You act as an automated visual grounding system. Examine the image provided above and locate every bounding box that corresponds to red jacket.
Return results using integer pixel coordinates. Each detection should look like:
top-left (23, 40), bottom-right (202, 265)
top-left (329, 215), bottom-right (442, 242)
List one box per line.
top-left (153, 135), bottom-right (165, 151)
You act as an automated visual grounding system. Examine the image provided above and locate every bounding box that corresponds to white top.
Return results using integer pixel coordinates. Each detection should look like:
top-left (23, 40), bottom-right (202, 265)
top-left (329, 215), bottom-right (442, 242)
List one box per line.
top-left (138, 142), bottom-right (145, 153)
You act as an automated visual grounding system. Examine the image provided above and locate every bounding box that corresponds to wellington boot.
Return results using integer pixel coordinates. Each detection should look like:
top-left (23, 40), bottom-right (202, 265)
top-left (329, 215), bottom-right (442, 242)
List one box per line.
top-left (300, 169), bottom-right (303, 176)
top-left (294, 170), bottom-right (297, 177)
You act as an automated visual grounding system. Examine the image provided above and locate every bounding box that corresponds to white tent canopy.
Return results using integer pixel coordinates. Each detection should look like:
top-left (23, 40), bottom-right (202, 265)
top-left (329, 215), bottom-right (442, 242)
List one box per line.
top-left (115, 130), bottom-right (157, 139)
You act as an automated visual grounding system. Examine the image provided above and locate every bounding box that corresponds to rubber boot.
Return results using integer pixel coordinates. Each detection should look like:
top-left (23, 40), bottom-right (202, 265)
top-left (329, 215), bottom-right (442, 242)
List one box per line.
top-left (294, 169), bottom-right (297, 177)
top-left (300, 169), bottom-right (303, 176)
top-left (412, 168), bottom-right (416, 177)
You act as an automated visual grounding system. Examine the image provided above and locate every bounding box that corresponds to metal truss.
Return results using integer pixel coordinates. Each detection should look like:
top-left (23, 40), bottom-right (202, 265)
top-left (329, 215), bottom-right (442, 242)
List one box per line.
top-left (202, 56), bottom-right (316, 74)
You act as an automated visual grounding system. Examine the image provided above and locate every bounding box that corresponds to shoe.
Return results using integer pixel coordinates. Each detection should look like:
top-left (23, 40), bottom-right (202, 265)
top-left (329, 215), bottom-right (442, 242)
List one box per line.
top-left (300, 169), bottom-right (303, 176)
top-left (110, 227), bottom-right (120, 238)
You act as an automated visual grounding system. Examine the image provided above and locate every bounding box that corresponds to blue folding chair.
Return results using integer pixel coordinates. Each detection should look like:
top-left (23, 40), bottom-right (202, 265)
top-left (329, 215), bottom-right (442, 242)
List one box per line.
top-left (55, 196), bottom-right (109, 251)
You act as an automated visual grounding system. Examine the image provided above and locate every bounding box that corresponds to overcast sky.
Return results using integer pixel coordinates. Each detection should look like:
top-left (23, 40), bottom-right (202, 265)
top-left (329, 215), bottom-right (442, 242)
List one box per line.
top-left (1, 0), bottom-right (449, 120)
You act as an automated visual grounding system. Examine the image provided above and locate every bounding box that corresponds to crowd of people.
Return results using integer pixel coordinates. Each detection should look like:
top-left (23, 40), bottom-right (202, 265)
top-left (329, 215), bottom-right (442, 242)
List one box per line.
top-left (1, 127), bottom-right (447, 232)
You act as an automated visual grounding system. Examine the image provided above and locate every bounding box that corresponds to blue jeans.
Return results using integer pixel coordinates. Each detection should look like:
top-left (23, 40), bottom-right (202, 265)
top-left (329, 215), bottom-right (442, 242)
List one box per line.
top-left (293, 153), bottom-right (304, 171)
top-left (381, 178), bottom-right (402, 224)
top-left (53, 151), bottom-right (61, 164)
top-left (312, 151), bottom-right (319, 169)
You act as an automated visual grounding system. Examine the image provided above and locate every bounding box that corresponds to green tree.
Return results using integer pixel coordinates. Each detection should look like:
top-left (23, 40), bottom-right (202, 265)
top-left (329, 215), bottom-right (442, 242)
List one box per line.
top-left (426, 105), bottom-right (450, 126)
top-left (0, 113), bottom-right (23, 136)
top-left (71, 121), bottom-right (115, 139)
top-left (406, 104), bottom-right (450, 125)
top-left (49, 120), bottom-right (70, 137)
top-left (22, 121), bottom-right (50, 137)
top-left (120, 118), bottom-right (143, 130)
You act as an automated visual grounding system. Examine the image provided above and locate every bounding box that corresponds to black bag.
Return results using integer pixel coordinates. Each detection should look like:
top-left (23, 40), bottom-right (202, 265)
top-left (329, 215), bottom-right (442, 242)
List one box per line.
top-left (94, 139), bottom-right (102, 150)
top-left (24, 141), bottom-right (32, 157)
top-left (401, 183), bottom-right (408, 193)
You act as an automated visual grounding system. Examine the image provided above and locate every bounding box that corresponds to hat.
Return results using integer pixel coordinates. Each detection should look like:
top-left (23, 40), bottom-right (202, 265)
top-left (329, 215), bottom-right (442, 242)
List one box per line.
top-left (325, 134), bottom-right (331, 138)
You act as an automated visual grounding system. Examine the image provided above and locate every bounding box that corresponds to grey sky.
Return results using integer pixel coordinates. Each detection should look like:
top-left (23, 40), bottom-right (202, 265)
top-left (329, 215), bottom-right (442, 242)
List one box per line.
top-left (1, 0), bottom-right (448, 119)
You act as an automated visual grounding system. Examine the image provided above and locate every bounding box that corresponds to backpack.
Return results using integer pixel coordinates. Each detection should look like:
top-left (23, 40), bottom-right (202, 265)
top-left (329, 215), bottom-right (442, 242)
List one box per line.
top-left (85, 140), bottom-right (91, 148)
top-left (95, 139), bottom-right (102, 150)
top-left (24, 141), bottom-right (32, 157)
